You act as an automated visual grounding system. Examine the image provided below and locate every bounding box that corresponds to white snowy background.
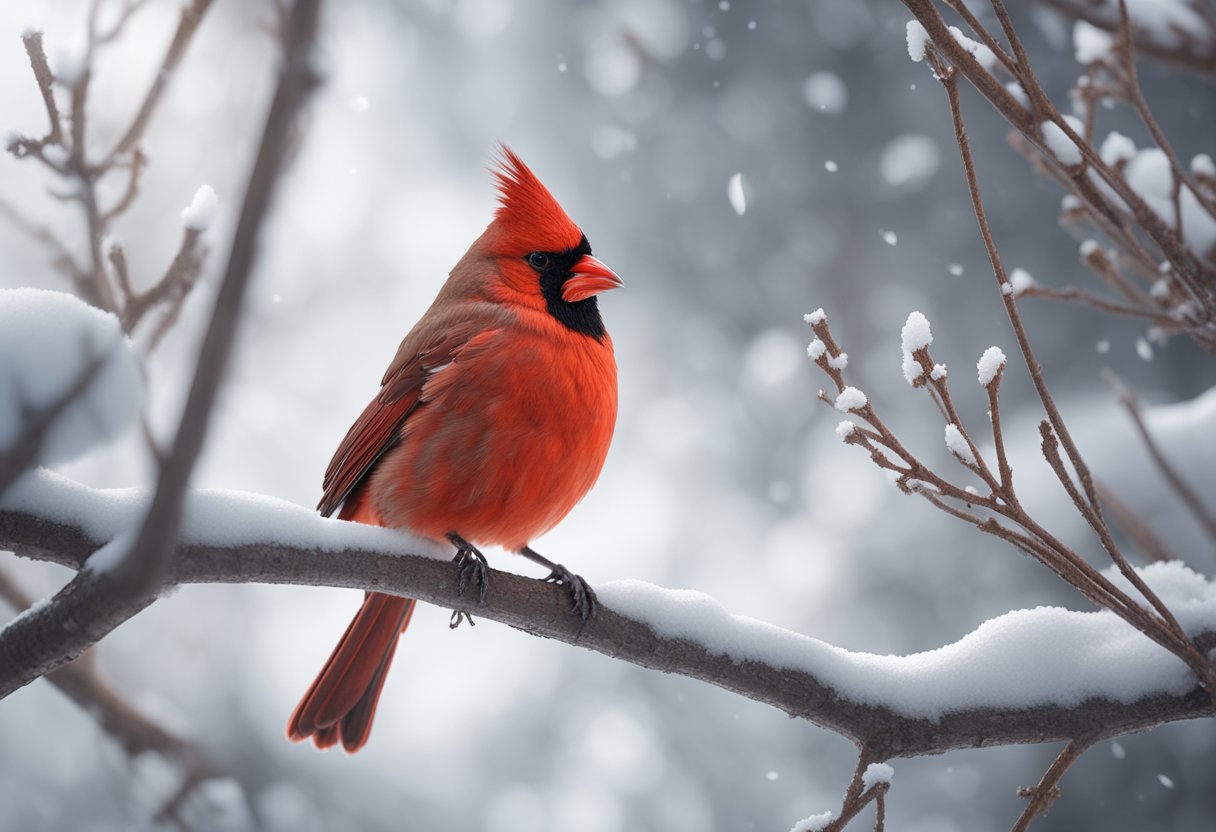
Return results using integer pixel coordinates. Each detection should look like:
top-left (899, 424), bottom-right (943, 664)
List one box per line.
top-left (1, 1), bottom-right (1215, 830)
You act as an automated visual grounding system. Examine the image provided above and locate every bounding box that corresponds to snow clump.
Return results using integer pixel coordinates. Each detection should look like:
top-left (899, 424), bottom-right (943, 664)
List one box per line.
top-left (834, 387), bottom-right (867, 413)
top-left (945, 424), bottom-right (976, 465)
top-left (0, 288), bottom-right (143, 467)
top-left (181, 184), bottom-right (219, 231)
top-left (977, 346), bottom-right (1006, 386)
top-left (901, 311), bottom-right (933, 385)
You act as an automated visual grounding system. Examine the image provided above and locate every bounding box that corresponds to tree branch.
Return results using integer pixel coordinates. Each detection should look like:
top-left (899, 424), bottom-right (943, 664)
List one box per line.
top-left (0, 566), bottom-right (223, 819)
top-left (101, 0), bottom-right (216, 168)
top-left (1031, 0), bottom-right (1216, 83)
top-left (0, 0), bottom-right (323, 701)
top-left (0, 351), bottom-right (111, 497)
top-left (1012, 739), bottom-right (1093, 831)
top-left (820, 750), bottom-right (890, 832)
top-left (1, 501), bottom-right (1213, 761)
top-left (1103, 369), bottom-right (1216, 547)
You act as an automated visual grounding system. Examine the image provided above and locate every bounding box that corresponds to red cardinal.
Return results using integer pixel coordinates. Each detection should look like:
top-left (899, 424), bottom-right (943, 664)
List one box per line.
top-left (287, 148), bottom-right (621, 752)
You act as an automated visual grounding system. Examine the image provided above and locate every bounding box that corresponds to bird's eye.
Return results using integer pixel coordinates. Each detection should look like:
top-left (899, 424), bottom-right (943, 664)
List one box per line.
top-left (527, 252), bottom-right (549, 269)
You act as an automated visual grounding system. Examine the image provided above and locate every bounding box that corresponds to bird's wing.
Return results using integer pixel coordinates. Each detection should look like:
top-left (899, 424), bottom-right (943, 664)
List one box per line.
top-left (317, 305), bottom-right (505, 518)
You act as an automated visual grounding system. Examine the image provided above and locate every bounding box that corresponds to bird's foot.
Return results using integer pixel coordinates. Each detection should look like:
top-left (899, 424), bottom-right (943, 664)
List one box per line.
top-left (519, 546), bottom-right (596, 620)
top-left (448, 532), bottom-right (489, 604)
top-left (544, 563), bottom-right (597, 620)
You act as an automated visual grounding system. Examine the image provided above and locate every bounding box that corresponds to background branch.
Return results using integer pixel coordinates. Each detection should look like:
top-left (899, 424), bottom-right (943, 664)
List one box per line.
top-left (1103, 369), bottom-right (1216, 546)
top-left (1031, 0), bottom-right (1216, 82)
top-left (0, 566), bottom-right (225, 826)
top-left (0, 0), bottom-right (322, 701)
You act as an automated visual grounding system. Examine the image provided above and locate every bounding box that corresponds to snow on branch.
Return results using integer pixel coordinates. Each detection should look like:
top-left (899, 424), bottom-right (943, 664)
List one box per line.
top-left (0, 289), bottom-right (143, 493)
top-left (2, 470), bottom-right (1215, 760)
top-left (901, 0), bottom-right (1216, 353)
top-left (1031, 0), bottom-right (1216, 82)
top-left (806, 304), bottom-right (1216, 699)
top-left (0, 0), bottom-right (324, 727)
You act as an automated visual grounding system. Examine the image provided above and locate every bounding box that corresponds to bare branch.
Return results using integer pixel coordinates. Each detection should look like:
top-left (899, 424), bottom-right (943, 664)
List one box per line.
top-left (0, 566), bottom-right (221, 814)
top-left (99, 145), bottom-right (148, 225)
top-left (1012, 739), bottom-right (1093, 831)
top-left (19, 29), bottom-right (63, 146)
top-left (101, 0), bottom-right (216, 168)
top-left (4, 0), bottom-right (217, 333)
top-left (105, 236), bottom-right (134, 300)
top-left (0, 195), bottom-right (91, 292)
top-left (122, 228), bottom-right (205, 334)
top-left (1017, 283), bottom-right (1188, 327)
top-left (1097, 482), bottom-right (1176, 565)
top-left (94, 0), bottom-right (152, 45)
top-left (1103, 369), bottom-right (1216, 546)
top-left (820, 750), bottom-right (891, 832)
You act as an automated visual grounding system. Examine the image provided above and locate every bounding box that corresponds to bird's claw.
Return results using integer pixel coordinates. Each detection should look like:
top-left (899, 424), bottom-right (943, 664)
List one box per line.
top-left (449, 610), bottom-right (477, 629)
top-left (544, 564), bottom-right (597, 620)
top-left (449, 533), bottom-right (489, 605)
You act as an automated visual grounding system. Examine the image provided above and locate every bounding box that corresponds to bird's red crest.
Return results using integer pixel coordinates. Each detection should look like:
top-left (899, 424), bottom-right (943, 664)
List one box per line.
top-left (491, 146), bottom-right (583, 252)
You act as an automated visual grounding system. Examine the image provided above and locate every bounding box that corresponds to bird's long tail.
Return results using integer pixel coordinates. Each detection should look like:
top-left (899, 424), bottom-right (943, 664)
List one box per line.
top-left (287, 492), bottom-right (415, 753)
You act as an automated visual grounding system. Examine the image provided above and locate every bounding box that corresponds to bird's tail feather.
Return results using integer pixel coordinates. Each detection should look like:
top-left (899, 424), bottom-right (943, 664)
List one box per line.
top-left (287, 592), bottom-right (415, 752)
top-left (288, 486), bottom-right (416, 753)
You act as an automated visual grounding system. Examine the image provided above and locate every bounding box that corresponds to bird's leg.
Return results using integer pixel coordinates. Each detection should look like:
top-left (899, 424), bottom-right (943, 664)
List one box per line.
top-left (518, 546), bottom-right (597, 620)
top-left (448, 532), bottom-right (489, 605)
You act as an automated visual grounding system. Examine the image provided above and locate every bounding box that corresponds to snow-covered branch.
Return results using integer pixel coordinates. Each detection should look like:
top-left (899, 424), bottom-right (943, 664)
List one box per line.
top-left (1031, 0), bottom-right (1216, 82)
top-left (901, 0), bottom-right (1216, 352)
top-left (2, 471), bottom-right (1215, 760)
top-left (0, 0), bottom-right (323, 728)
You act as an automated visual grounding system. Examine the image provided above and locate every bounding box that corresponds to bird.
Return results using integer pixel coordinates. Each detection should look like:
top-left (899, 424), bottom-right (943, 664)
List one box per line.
top-left (287, 147), bottom-right (621, 753)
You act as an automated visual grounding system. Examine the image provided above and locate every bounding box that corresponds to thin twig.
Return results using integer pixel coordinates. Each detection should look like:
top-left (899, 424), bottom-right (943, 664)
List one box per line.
top-left (6, 0), bottom-right (217, 334)
top-left (1031, 0), bottom-right (1216, 83)
top-left (0, 196), bottom-right (91, 291)
top-left (1097, 482), bottom-right (1177, 565)
top-left (809, 310), bottom-right (1195, 658)
top-left (95, 0), bottom-right (152, 45)
top-left (101, 0), bottom-right (216, 168)
top-left (1012, 739), bottom-right (1092, 831)
top-left (904, 0), bottom-right (1216, 339)
top-left (1103, 369), bottom-right (1216, 546)
top-left (933, 65), bottom-right (1214, 692)
top-left (816, 749), bottom-right (892, 832)
top-left (1018, 284), bottom-right (1185, 326)
top-left (99, 145), bottom-right (148, 225)
top-left (0, 566), bottom-right (222, 820)
top-left (19, 30), bottom-right (63, 145)
top-left (122, 228), bottom-right (204, 333)
top-left (1112, 0), bottom-right (1216, 223)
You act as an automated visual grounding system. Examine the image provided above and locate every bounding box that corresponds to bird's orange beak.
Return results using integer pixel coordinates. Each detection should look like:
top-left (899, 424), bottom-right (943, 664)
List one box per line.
top-left (563, 254), bottom-right (624, 303)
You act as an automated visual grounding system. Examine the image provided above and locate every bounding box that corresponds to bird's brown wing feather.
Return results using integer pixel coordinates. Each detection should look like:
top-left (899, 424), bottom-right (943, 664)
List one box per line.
top-left (317, 304), bottom-right (506, 518)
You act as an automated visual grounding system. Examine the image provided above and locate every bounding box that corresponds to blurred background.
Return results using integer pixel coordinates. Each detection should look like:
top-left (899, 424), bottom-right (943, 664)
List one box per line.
top-left (1, 1), bottom-right (1214, 830)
